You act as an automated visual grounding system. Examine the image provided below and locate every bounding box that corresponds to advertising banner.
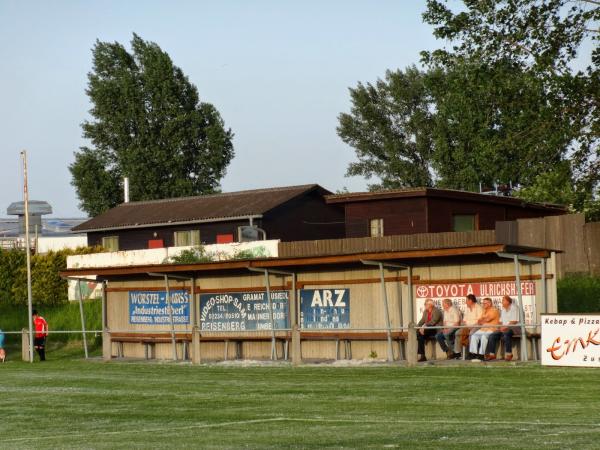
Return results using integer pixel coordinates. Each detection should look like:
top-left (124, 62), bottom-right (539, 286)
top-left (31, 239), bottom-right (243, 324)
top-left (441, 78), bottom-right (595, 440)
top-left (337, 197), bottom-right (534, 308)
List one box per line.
top-left (414, 281), bottom-right (536, 324)
top-left (300, 289), bottom-right (350, 329)
top-left (129, 290), bottom-right (190, 325)
top-left (541, 314), bottom-right (600, 367)
top-left (199, 291), bottom-right (289, 331)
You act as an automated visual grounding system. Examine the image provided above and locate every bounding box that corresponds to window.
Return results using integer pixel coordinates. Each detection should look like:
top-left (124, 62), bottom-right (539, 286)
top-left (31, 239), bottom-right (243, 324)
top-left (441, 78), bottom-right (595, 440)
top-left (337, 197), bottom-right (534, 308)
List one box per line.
top-left (173, 230), bottom-right (201, 247)
top-left (453, 214), bottom-right (477, 232)
top-left (101, 236), bottom-right (119, 252)
top-left (369, 218), bottom-right (384, 237)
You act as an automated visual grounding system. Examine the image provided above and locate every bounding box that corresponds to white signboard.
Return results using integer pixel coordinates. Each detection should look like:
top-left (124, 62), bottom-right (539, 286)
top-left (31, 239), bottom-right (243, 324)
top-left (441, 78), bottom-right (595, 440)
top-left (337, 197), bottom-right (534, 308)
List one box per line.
top-left (541, 314), bottom-right (600, 367)
top-left (415, 281), bottom-right (536, 324)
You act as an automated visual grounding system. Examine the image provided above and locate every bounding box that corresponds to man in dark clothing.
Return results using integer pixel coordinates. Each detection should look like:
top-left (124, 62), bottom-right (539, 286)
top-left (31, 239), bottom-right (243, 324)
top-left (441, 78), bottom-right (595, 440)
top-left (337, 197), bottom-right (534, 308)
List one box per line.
top-left (416, 299), bottom-right (443, 362)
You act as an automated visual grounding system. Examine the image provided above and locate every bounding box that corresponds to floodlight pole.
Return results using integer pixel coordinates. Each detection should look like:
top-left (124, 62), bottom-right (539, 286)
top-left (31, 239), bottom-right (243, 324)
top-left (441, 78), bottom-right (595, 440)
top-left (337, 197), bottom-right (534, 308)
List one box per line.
top-left (21, 150), bottom-right (34, 363)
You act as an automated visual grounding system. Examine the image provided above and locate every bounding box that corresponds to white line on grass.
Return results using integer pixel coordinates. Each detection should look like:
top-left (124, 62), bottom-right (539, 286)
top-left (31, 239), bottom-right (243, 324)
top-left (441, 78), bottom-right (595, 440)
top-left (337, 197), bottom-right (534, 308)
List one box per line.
top-left (3, 417), bottom-right (599, 443)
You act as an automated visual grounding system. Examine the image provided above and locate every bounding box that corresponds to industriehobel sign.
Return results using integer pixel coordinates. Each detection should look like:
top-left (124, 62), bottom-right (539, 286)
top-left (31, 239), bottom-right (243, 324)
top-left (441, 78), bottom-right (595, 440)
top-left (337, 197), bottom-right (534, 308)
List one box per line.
top-left (199, 291), bottom-right (289, 331)
top-left (541, 314), bottom-right (600, 367)
top-left (415, 281), bottom-right (536, 324)
top-left (128, 290), bottom-right (190, 325)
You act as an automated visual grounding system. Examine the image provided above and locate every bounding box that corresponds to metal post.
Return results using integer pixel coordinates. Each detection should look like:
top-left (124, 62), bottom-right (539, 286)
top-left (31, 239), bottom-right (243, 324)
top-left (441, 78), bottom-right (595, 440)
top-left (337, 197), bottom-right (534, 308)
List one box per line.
top-left (264, 270), bottom-right (276, 360)
top-left (379, 263), bottom-right (394, 362)
top-left (190, 276), bottom-right (196, 328)
top-left (397, 271), bottom-right (403, 329)
top-left (407, 266), bottom-right (414, 324)
top-left (289, 273), bottom-right (297, 329)
top-left (101, 281), bottom-right (108, 329)
top-left (291, 273), bottom-right (302, 365)
top-left (513, 255), bottom-right (528, 361)
top-left (21, 150), bottom-right (34, 364)
top-left (541, 259), bottom-right (548, 314)
top-left (164, 275), bottom-right (177, 361)
top-left (77, 280), bottom-right (89, 359)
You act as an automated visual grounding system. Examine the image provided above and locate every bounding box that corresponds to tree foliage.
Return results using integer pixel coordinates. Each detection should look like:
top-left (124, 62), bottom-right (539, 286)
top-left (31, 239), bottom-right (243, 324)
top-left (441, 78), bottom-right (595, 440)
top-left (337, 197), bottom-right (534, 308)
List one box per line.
top-left (422, 0), bottom-right (599, 217)
top-left (70, 34), bottom-right (234, 216)
top-left (338, 67), bottom-right (434, 190)
top-left (339, 1), bottom-right (599, 218)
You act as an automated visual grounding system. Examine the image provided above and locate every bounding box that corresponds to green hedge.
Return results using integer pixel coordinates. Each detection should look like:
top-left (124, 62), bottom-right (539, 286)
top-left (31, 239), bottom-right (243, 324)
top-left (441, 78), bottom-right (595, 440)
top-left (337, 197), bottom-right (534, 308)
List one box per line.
top-left (557, 274), bottom-right (600, 313)
top-left (0, 247), bottom-right (102, 306)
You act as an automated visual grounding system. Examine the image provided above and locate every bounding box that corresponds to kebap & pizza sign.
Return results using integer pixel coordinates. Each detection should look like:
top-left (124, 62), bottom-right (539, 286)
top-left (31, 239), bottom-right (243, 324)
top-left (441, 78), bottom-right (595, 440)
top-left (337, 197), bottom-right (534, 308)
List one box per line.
top-left (541, 314), bottom-right (600, 367)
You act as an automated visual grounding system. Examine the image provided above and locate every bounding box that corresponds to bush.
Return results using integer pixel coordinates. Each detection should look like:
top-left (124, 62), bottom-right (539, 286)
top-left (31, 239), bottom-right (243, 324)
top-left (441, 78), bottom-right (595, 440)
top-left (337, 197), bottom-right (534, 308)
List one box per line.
top-left (168, 246), bottom-right (214, 264)
top-left (557, 274), bottom-right (600, 313)
top-left (0, 247), bottom-right (104, 306)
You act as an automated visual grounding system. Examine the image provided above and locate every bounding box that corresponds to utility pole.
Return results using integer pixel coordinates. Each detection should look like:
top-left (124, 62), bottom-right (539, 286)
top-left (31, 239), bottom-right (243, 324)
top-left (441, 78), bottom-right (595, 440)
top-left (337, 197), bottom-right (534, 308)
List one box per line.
top-left (21, 150), bottom-right (34, 363)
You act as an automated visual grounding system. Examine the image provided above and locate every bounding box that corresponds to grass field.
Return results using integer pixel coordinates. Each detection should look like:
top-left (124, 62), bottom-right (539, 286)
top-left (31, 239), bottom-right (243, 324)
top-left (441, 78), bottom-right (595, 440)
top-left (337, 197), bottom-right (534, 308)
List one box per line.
top-left (2, 356), bottom-right (600, 449)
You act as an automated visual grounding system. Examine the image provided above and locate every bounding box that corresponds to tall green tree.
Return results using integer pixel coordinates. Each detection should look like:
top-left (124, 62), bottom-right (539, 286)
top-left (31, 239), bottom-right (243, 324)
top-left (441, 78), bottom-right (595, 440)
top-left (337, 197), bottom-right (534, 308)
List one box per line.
top-left (337, 66), bottom-right (435, 190)
top-left (70, 34), bottom-right (234, 216)
top-left (422, 0), bottom-right (599, 217)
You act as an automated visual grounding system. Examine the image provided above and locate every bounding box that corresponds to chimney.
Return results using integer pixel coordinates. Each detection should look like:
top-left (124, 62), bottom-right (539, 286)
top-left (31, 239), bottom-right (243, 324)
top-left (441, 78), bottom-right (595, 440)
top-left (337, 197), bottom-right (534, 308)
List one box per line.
top-left (124, 177), bottom-right (130, 203)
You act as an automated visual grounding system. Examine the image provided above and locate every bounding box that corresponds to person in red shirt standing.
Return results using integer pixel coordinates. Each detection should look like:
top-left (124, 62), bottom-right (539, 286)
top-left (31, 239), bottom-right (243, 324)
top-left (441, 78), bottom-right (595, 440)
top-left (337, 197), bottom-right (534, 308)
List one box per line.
top-left (32, 309), bottom-right (48, 361)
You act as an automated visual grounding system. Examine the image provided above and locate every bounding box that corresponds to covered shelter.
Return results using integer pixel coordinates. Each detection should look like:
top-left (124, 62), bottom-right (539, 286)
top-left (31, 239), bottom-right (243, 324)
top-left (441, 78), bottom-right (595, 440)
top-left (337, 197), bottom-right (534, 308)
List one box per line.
top-left (61, 232), bottom-right (558, 364)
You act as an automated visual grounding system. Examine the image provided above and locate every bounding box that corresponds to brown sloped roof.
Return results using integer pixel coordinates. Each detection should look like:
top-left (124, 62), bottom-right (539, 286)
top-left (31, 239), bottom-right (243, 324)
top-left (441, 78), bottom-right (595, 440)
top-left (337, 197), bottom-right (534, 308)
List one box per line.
top-left (73, 184), bottom-right (327, 232)
top-left (326, 187), bottom-right (567, 212)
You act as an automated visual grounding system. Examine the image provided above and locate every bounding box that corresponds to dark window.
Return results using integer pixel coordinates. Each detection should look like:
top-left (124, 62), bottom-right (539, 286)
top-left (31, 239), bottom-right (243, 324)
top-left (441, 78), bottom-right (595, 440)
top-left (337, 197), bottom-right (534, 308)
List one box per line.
top-left (453, 214), bottom-right (477, 232)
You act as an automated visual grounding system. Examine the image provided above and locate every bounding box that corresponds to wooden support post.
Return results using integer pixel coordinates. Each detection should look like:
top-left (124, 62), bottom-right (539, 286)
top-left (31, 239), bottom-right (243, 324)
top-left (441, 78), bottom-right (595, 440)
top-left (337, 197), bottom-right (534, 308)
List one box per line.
top-left (102, 330), bottom-right (111, 361)
top-left (292, 325), bottom-right (301, 365)
top-left (192, 326), bottom-right (201, 364)
top-left (22, 329), bottom-right (30, 362)
top-left (406, 322), bottom-right (417, 367)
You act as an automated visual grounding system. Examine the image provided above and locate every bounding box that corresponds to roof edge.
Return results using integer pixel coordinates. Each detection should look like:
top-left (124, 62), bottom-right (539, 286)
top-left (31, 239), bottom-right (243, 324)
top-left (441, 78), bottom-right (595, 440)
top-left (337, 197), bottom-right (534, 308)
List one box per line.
top-left (72, 214), bottom-right (263, 233)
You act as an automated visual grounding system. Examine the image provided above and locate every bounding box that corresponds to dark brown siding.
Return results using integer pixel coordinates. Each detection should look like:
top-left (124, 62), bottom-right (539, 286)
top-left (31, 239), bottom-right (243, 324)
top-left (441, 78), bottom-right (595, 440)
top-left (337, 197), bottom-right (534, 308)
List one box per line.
top-left (426, 197), bottom-right (565, 233)
top-left (426, 198), bottom-right (505, 232)
top-left (261, 190), bottom-right (345, 241)
top-left (344, 198), bottom-right (428, 238)
top-left (87, 220), bottom-right (252, 250)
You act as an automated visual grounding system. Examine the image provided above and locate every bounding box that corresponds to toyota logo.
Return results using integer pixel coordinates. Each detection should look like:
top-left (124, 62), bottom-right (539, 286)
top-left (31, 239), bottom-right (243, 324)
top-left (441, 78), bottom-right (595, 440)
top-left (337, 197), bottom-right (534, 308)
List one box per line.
top-left (416, 286), bottom-right (429, 298)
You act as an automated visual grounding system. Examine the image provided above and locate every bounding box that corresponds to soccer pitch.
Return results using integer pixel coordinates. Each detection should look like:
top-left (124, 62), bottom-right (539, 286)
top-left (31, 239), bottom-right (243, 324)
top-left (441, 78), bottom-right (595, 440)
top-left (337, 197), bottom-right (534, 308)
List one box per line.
top-left (2, 359), bottom-right (600, 449)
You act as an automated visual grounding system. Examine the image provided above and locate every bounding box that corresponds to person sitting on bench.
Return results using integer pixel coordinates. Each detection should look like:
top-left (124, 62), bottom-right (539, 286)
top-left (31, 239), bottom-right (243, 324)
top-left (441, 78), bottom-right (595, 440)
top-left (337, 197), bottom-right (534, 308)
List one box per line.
top-left (454, 294), bottom-right (482, 358)
top-left (485, 295), bottom-right (519, 361)
top-left (416, 299), bottom-right (443, 362)
top-left (469, 298), bottom-right (500, 360)
top-left (435, 298), bottom-right (462, 360)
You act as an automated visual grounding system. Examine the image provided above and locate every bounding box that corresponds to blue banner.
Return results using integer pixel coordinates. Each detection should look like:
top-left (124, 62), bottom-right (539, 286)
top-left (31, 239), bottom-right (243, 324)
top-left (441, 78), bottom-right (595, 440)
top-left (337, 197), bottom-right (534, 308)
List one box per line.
top-left (300, 289), bottom-right (350, 329)
top-left (200, 291), bottom-right (289, 331)
top-left (129, 290), bottom-right (190, 325)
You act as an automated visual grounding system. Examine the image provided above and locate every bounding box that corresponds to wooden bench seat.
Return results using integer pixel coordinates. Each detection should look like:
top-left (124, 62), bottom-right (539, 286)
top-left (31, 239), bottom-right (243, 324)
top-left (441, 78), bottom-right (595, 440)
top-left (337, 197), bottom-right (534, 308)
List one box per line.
top-left (199, 334), bottom-right (291, 360)
top-left (110, 333), bottom-right (191, 359)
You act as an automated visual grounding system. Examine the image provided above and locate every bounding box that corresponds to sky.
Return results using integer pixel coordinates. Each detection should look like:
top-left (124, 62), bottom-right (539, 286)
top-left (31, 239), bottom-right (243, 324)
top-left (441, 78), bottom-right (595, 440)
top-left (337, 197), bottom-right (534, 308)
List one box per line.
top-left (0, 1), bottom-right (441, 217)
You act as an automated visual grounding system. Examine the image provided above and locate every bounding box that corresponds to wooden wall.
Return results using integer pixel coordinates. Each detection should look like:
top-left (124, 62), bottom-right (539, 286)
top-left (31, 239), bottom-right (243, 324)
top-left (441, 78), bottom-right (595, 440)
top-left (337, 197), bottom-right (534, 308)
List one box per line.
top-left (278, 230), bottom-right (497, 258)
top-left (344, 198), bottom-right (427, 237)
top-left (497, 213), bottom-right (600, 277)
top-left (261, 190), bottom-right (345, 241)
